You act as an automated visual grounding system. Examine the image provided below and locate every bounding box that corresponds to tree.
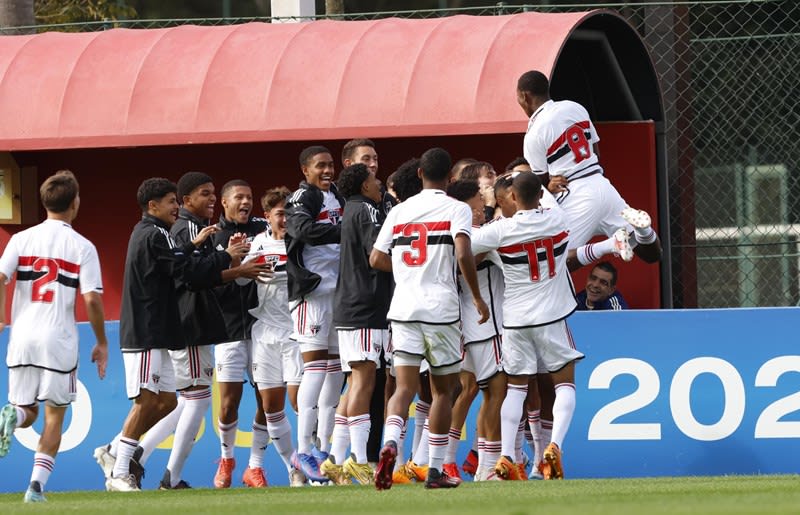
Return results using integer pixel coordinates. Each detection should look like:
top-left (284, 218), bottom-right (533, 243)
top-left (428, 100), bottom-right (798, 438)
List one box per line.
top-left (35, 0), bottom-right (136, 26)
top-left (0, 0), bottom-right (35, 34)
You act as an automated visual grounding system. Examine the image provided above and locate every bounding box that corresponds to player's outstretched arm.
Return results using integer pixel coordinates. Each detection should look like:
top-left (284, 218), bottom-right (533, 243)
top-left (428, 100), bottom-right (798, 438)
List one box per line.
top-left (83, 291), bottom-right (108, 380)
top-left (454, 233), bottom-right (489, 324)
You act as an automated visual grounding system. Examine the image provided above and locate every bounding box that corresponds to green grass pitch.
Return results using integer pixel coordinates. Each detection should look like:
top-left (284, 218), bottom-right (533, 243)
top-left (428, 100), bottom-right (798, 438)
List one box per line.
top-left (1, 476), bottom-right (799, 514)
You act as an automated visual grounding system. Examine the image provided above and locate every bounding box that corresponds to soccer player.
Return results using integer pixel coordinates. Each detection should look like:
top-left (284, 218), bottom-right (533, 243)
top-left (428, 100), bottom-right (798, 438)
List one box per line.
top-left (371, 147), bottom-right (490, 490)
top-left (340, 139), bottom-right (393, 468)
top-left (445, 180), bottom-right (506, 482)
top-left (108, 178), bottom-right (241, 492)
top-left (0, 170), bottom-right (108, 503)
top-left (285, 146), bottom-right (345, 483)
top-left (319, 163), bottom-right (393, 485)
top-left (247, 186), bottom-right (307, 487)
top-left (576, 261), bottom-right (629, 311)
top-left (471, 171), bottom-right (583, 481)
top-left (516, 70), bottom-right (662, 263)
top-left (209, 179), bottom-right (271, 488)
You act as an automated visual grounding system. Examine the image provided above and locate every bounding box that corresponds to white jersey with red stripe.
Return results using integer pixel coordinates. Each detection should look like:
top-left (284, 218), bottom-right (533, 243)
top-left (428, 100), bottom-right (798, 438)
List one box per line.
top-left (471, 208), bottom-right (576, 327)
top-left (458, 249), bottom-right (504, 344)
top-left (0, 219), bottom-right (103, 372)
top-left (374, 189), bottom-right (472, 324)
top-left (302, 189), bottom-right (342, 294)
top-left (523, 99), bottom-right (602, 181)
top-left (247, 230), bottom-right (292, 336)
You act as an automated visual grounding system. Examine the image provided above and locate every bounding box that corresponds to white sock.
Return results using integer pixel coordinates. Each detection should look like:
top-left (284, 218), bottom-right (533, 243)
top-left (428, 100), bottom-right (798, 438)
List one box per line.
top-left (428, 432), bottom-right (448, 472)
top-left (577, 237), bottom-right (616, 266)
top-left (139, 396), bottom-right (184, 465)
top-left (634, 226), bottom-right (657, 244)
top-left (218, 420), bottom-right (238, 459)
top-left (528, 410), bottom-right (542, 468)
top-left (248, 422), bottom-right (270, 469)
top-left (329, 414), bottom-right (350, 464)
top-left (412, 401), bottom-right (430, 458)
top-left (551, 383), bottom-right (576, 449)
top-left (167, 388), bottom-right (211, 485)
top-left (541, 419), bottom-right (553, 456)
top-left (14, 406), bottom-right (26, 428)
top-left (484, 440), bottom-right (501, 470)
top-left (30, 452), bottom-right (54, 488)
top-left (383, 415), bottom-right (404, 445)
top-left (348, 414), bottom-right (371, 464)
top-left (266, 410), bottom-right (295, 473)
top-left (317, 360), bottom-right (344, 453)
top-left (394, 420), bottom-right (407, 471)
top-left (500, 384), bottom-right (527, 459)
top-left (477, 437), bottom-right (486, 469)
top-left (109, 433), bottom-right (122, 458)
top-left (296, 360), bottom-right (326, 454)
top-left (444, 427), bottom-right (461, 464)
top-left (112, 436), bottom-right (138, 478)
top-left (413, 419), bottom-right (430, 465)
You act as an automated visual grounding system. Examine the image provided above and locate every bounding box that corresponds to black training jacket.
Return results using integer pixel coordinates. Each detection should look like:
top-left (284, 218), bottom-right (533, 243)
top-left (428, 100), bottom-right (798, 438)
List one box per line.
top-left (119, 214), bottom-right (231, 352)
top-left (209, 214), bottom-right (268, 341)
top-left (284, 181), bottom-right (345, 302)
top-left (333, 195), bottom-right (394, 329)
top-left (171, 208), bottom-right (230, 347)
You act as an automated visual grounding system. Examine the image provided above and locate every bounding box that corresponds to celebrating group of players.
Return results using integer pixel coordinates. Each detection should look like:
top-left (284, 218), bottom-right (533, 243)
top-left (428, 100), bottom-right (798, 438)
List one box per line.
top-left (0, 70), bottom-right (660, 501)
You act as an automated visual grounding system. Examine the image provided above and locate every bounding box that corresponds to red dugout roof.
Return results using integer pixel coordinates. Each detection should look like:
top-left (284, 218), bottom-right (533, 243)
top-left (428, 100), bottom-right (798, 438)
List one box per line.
top-left (0, 12), bottom-right (605, 150)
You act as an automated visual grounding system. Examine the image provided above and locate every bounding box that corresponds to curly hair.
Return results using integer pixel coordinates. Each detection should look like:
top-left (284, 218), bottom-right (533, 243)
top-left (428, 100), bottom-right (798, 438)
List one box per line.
top-left (392, 158), bottom-right (423, 202)
top-left (337, 163), bottom-right (371, 199)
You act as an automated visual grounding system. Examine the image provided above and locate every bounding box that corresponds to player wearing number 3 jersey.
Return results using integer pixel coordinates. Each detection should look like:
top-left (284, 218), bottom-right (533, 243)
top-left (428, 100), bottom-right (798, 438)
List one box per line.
top-left (471, 172), bottom-right (582, 481)
top-left (371, 148), bottom-right (489, 491)
top-left (517, 70), bottom-right (661, 264)
top-left (0, 170), bottom-right (108, 503)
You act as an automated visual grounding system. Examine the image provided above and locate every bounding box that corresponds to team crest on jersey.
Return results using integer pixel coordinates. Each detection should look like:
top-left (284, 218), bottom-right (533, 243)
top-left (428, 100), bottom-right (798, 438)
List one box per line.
top-left (309, 324), bottom-right (322, 335)
top-left (328, 209), bottom-right (341, 225)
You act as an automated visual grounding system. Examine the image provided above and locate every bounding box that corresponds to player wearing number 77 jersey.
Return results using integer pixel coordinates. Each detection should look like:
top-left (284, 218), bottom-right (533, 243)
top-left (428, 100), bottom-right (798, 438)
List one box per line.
top-left (0, 170), bottom-right (108, 503)
top-left (517, 70), bottom-right (661, 265)
top-left (470, 171), bottom-right (583, 481)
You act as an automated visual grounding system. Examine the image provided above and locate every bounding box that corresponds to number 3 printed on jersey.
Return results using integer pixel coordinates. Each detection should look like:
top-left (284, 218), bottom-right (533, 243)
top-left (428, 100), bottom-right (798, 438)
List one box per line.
top-left (401, 223), bottom-right (428, 266)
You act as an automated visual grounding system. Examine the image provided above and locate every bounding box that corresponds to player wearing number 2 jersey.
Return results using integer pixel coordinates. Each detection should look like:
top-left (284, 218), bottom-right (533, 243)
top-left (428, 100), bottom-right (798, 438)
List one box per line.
top-left (0, 170), bottom-right (108, 503)
top-left (517, 70), bottom-right (661, 264)
top-left (370, 147), bottom-right (489, 491)
top-left (471, 172), bottom-right (583, 481)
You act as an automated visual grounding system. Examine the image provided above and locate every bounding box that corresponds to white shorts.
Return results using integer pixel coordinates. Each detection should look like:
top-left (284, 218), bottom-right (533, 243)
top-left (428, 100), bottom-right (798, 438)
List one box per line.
top-left (502, 320), bottom-right (584, 376)
top-left (291, 292), bottom-right (338, 354)
top-left (462, 335), bottom-right (503, 385)
top-left (338, 328), bottom-right (390, 373)
top-left (170, 345), bottom-right (214, 390)
top-left (559, 174), bottom-right (630, 249)
top-left (8, 366), bottom-right (76, 407)
top-left (214, 340), bottom-right (253, 383)
top-left (123, 349), bottom-right (176, 399)
top-left (251, 319), bottom-right (303, 389)
top-left (390, 321), bottom-right (462, 376)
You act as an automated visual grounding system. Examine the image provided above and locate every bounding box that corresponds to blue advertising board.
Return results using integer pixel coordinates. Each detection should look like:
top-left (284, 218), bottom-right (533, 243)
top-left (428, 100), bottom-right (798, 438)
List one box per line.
top-left (0, 308), bottom-right (798, 492)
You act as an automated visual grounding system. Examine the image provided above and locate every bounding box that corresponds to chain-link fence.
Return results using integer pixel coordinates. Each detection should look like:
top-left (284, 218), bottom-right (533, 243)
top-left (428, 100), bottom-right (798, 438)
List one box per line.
top-left (2, 1), bottom-right (798, 308)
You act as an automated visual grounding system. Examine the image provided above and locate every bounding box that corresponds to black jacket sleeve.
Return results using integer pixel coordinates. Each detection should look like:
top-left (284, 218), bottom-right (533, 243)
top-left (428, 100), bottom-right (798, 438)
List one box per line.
top-left (286, 189), bottom-right (341, 245)
top-left (152, 230), bottom-right (231, 289)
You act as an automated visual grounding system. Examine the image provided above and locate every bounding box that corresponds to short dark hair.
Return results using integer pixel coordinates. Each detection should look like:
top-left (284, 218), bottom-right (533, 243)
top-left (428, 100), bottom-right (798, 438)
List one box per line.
top-left (594, 261), bottom-right (619, 286)
top-left (510, 171), bottom-right (542, 205)
top-left (337, 163), bottom-right (371, 199)
top-left (299, 145), bottom-right (332, 167)
top-left (137, 177), bottom-right (176, 211)
top-left (40, 170), bottom-right (79, 213)
top-left (446, 180), bottom-right (480, 203)
top-left (221, 179), bottom-right (250, 198)
top-left (419, 147), bottom-right (452, 182)
top-left (392, 158), bottom-right (422, 202)
top-left (459, 161), bottom-right (494, 182)
top-left (341, 138), bottom-right (375, 164)
top-left (386, 171), bottom-right (397, 190)
top-left (177, 171), bottom-right (214, 199)
top-left (517, 70), bottom-right (550, 97)
top-left (505, 157), bottom-right (529, 172)
top-left (261, 186), bottom-right (291, 212)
